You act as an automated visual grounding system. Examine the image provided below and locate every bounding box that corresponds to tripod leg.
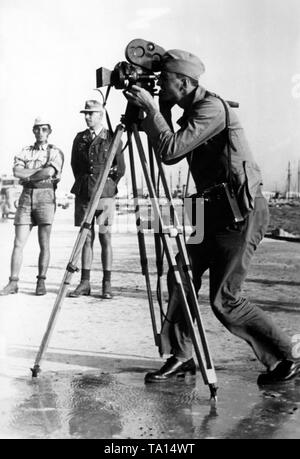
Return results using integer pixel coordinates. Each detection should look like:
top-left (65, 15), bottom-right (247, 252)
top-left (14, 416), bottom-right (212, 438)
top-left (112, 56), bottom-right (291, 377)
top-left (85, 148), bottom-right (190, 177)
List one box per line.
top-left (31, 269), bottom-right (76, 377)
top-left (152, 151), bottom-right (215, 371)
top-left (154, 148), bottom-right (217, 399)
top-left (127, 130), bottom-right (161, 350)
top-left (147, 139), bottom-right (165, 334)
top-left (152, 145), bottom-right (218, 399)
top-left (132, 124), bottom-right (217, 399)
top-left (161, 233), bottom-right (217, 386)
top-left (31, 125), bottom-right (125, 377)
top-left (155, 156), bottom-right (216, 372)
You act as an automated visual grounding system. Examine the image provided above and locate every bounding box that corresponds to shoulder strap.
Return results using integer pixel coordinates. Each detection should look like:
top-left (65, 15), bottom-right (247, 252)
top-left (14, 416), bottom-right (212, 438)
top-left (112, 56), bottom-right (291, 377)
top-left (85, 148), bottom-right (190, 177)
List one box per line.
top-left (46, 143), bottom-right (54, 162)
top-left (205, 91), bottom-right (237, 195)
top-left (46, 144), bottom-right (59, 189)
top-left (185, 91), bottom-right (236, 197)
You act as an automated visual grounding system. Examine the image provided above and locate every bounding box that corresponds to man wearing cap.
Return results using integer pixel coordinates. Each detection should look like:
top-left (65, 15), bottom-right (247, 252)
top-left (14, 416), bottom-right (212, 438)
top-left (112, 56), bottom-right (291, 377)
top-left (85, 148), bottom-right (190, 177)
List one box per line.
top-left (0, 117), bottom-right (64, 296)
top-left (69, 100), bottom-right (125, 299)
top-left (124, 49), bottom-right (299, 386)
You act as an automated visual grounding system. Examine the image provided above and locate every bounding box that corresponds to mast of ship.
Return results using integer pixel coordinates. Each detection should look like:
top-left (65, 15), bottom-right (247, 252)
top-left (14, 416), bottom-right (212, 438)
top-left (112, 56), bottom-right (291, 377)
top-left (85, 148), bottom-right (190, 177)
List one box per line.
top-left (287, 161), bottom-right (291, 198)
top-left (297, 160), bottom-right (300, 198)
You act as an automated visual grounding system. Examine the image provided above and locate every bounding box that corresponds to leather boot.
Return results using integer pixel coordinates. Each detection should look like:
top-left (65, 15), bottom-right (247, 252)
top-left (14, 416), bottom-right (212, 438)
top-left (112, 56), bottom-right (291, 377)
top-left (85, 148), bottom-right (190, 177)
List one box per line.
top-left (0, 277), bottom-right (19, 296)
top-left (145, 357), bottom-right (196, 383)
top-left (257, 360), bottom-right (300, 385)
top-left (36, 276), bottom-right (47, 296)
top-left (69, 280), bottom-right (91, 298)
top-left (102, 280), bottom-right (113, 299)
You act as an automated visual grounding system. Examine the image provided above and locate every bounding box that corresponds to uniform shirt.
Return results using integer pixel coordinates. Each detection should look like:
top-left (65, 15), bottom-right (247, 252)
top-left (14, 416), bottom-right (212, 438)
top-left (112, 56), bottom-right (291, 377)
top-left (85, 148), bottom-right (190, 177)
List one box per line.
top-left (14, 142), bottom-right (64, 186)
top-left (70, 127), bottom-right (125, 200)
top-left (142, 85), bottom-right (263, 214)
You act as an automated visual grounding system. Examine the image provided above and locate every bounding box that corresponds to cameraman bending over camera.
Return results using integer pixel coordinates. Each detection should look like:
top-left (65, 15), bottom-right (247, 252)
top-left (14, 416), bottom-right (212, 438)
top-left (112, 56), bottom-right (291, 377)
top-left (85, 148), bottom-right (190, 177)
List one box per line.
top-left (125, 49), bottom-right (299, 385)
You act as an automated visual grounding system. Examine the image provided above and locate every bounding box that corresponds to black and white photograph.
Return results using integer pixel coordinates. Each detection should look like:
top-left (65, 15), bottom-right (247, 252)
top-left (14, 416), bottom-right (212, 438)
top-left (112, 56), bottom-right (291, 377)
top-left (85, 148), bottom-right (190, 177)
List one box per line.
top-left (0, 0), bottom-right (299, 442)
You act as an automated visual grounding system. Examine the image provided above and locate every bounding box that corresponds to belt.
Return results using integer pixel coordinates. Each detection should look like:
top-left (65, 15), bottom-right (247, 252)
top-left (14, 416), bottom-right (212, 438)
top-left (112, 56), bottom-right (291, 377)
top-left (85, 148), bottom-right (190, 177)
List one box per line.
top-left (23, 183), bottom-right (54, 189)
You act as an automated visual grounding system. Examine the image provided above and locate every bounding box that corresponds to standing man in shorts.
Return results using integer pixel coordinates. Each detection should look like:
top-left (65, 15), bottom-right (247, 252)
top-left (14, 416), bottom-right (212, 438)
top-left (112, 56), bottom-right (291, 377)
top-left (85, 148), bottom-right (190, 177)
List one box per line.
top-left (0, 117), bottom-right (64, 296)
top-left (69, 100), bottom-right (125, 299)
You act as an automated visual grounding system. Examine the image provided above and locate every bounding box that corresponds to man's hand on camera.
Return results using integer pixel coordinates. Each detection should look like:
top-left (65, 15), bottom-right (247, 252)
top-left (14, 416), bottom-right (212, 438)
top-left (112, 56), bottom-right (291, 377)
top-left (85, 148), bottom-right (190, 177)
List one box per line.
top-left (124, 85), bottom-right (158, 116)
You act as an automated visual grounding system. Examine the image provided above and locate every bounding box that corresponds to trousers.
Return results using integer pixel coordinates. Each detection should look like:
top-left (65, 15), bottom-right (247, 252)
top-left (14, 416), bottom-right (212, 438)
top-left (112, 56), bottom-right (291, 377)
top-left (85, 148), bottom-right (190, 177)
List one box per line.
top-left (161, 197), bottom-right (292, 370)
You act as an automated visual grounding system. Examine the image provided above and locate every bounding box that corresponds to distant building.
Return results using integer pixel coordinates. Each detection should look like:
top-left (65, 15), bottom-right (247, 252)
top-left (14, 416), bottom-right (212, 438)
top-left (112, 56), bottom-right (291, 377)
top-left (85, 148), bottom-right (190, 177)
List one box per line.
top-left (285, 191), bottom-right (300, 199)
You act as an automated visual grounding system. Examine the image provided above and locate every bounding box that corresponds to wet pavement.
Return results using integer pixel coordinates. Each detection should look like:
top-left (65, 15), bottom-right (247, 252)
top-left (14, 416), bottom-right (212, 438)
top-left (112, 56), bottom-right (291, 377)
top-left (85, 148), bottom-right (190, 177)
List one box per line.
top-left (0, 208), bottom-right (300, 439)
top-left (0, 356), bottom-right (299, 439)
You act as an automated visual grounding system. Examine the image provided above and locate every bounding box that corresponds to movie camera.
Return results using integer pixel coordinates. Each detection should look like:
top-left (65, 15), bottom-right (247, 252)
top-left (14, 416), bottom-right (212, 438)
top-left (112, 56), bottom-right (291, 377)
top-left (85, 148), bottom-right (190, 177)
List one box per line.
top-left (96, 39), bottom-right (166, 93)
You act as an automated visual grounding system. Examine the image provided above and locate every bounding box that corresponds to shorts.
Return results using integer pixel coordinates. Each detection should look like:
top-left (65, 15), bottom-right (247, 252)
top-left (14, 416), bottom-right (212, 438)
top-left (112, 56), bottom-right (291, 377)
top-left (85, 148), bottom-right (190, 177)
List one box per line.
top-left (14, 188), bottom-right (56, 226)
top-left (74, 196), bottom-right (115, 232)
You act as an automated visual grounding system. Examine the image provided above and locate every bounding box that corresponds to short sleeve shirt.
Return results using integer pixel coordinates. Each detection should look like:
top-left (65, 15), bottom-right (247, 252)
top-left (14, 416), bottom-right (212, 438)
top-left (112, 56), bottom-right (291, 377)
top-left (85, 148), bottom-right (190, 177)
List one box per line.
top-left (14, 143), bottom-right (64, 185)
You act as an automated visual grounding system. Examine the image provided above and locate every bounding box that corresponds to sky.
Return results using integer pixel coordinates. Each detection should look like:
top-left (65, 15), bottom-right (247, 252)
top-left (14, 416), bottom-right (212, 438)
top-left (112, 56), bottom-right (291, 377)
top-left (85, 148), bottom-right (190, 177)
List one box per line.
top-left (1, 0), bottom-right (300, 195)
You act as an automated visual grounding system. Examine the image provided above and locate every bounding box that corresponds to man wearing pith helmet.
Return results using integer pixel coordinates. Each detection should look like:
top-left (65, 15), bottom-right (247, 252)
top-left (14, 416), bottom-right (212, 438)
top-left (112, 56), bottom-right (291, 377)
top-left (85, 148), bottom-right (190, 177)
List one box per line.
top-left (125, 48), bottom-right (299, 386)
top-left (69, 99), bottom-right (125, 300)
top-left (0, 117), bottom-right (64, 296)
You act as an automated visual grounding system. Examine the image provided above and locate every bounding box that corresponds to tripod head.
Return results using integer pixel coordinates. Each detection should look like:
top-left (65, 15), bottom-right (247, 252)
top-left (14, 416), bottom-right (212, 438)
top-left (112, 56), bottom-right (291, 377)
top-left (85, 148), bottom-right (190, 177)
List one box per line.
top-left (121, 102), bottom-right (144, 131)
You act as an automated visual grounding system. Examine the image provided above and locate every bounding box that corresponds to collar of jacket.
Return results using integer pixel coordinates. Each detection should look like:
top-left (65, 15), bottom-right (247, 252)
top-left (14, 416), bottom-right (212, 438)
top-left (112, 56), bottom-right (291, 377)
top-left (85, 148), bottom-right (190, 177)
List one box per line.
top-left (84, 127), bottom-right (108, 140)
top-left (177, 85), bottom-right (207, 127)
top-left (33, 142), bottom-right (49, 151)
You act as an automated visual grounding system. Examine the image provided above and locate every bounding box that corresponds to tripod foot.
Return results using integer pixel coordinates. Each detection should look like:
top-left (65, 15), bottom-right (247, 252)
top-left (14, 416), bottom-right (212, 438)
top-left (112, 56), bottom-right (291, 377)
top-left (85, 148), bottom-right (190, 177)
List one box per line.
top-left (209, 383), bottom-right (218, 404)
top-left (31, 365), bottom-right (41, 378)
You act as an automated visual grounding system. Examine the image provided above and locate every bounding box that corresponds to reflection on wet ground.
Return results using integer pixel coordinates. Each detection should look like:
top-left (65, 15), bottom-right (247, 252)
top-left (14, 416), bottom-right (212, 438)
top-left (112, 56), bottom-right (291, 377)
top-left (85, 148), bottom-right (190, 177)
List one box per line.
top-left (0, 362), bottom-right (299, 439)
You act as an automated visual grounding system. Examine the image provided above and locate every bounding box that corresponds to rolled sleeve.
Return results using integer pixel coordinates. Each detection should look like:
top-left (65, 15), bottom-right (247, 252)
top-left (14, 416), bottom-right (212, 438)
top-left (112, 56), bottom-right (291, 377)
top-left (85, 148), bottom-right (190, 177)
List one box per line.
top-left (13, 149), bottom-right (27, 169)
